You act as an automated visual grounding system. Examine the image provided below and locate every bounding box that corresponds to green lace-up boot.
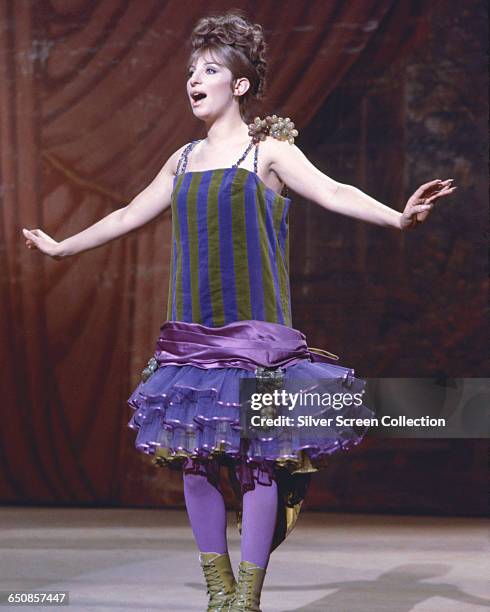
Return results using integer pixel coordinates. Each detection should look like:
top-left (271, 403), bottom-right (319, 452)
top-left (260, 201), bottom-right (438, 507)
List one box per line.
top-left (199, 552), bottom-right (236, 611)
top-left (227, 560), bottom-right (266, 611)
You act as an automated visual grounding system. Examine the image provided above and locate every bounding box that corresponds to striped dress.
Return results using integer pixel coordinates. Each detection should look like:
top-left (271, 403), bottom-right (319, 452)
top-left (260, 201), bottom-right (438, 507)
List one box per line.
top-left (167, 138), bottom-right (292, 328)
top-left (129, 136), bottom-right (374, 550)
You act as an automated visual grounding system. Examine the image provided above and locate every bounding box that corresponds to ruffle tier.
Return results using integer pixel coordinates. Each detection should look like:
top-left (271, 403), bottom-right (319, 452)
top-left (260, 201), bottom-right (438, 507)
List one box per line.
top-left (127, 358), bottom-right (373, 486)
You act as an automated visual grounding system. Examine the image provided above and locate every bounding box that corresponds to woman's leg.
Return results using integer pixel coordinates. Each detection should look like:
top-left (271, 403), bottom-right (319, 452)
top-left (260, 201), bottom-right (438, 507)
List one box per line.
top-left (183, 458), bottom-right (236, 608)
top-left (182, 457), bottom-right (228, 553)
top-left (227, 468), bottom-right (277, 610)
top-left (240, 467), bottom-right (278, 569)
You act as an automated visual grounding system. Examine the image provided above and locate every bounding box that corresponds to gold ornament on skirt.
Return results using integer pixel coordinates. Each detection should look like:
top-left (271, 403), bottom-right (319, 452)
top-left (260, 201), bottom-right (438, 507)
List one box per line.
top-left (248, 115), bottom-right (299, 145)
top-left (141, 356), bottom-right (158, 382)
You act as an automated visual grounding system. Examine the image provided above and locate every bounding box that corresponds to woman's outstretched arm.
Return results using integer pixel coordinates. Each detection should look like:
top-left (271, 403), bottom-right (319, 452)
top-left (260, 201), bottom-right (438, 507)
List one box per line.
top-left (22, 145), bottom-right (185, 259)
top-left (264, 138), bottom-right (457, 231)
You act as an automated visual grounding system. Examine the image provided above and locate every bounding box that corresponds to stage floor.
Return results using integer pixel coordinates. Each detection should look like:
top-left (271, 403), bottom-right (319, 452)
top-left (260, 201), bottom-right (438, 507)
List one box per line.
top-left (0, 507), bottom-right (488, 611)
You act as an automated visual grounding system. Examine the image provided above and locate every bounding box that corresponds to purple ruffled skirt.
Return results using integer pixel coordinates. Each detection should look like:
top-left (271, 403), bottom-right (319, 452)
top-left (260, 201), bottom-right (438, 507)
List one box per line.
top-left (127, 319), bottom-right (374, 495)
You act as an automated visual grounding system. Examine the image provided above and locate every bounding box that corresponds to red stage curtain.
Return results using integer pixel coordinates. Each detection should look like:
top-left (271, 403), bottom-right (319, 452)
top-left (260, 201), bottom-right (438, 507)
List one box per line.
top-left (0, 0), bottom-right (429, 504)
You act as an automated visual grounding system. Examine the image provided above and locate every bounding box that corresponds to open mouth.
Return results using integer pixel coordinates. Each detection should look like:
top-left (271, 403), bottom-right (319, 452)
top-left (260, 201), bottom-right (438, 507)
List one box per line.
top-left (191, 92), bottom-right (207, 104)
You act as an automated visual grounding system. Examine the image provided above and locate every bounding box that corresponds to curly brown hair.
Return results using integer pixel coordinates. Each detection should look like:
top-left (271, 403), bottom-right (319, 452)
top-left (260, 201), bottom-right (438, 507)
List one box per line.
top-left (188, 9), bottom-right (267, 123)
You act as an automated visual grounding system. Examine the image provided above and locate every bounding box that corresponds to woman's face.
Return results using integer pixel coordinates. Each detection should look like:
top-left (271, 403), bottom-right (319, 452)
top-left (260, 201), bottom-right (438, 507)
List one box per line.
top-left (187, 50), bottom-right (244, 120)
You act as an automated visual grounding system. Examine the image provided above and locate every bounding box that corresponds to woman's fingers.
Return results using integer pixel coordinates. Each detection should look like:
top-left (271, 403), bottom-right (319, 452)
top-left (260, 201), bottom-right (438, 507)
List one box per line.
top-left (403, 179), bottom-right (457, 230)
top-left (413, 189), bottom-right (455, 212)
top-left (427, 186), bottom-right (457, 203)
top-left (22, 229), bottom-right (36, 249)
top-left (22, 227), bottom-right (61, 258)
top-left (411, 203), bottom-right (434, 214)
top-left (23, 227), bottom-right (57, 244)
top-left (35, 229), bottom-right (56, 242)
top-left (22, 228), bottom-right (41, 250)
top-left (410, 185), bottom-right (457, 216)
top-left (22, 228), bottom-right (36, 241)
top-left (436, 183), bottom-right (456, 194)
top-left (414, 179), bottom-right (444, 198)
top-left (29, 229), bottom-right (47, 239)
top-left (420, 179), bottom-right (456, 198)
top-left (22, 228), bottom-right (43, 242)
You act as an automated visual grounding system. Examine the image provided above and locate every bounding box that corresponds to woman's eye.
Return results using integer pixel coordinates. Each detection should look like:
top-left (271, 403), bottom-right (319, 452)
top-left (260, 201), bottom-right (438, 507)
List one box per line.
top-left (187, 67), bottom-right (217, 79)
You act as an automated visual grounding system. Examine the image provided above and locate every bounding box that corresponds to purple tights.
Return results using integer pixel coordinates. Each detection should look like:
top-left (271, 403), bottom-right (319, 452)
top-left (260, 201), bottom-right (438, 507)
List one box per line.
top-left (182, 459), bottom-right (278, 569)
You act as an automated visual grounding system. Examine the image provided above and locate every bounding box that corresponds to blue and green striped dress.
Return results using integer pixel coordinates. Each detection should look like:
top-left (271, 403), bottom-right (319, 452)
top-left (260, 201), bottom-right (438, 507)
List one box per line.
top-left (167, 139), bottom-right (292, 328)
top-left (130, 135), bottom-right (374, 533)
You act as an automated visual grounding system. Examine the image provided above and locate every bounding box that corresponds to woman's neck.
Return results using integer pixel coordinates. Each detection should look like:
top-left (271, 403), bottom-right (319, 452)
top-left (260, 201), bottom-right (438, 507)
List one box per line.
top-left (203, 111), bottom-right (250, 147)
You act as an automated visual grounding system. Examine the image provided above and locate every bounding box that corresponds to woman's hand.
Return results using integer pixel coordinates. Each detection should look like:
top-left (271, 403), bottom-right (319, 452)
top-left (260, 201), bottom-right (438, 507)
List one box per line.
top-left (22, 228), bottom-right (63, 260)
top-left (400, 178), bottom-right (458, 231)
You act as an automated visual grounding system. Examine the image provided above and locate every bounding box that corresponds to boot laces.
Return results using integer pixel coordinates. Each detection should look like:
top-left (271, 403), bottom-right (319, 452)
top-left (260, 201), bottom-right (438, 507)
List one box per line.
top-left (235, 564), bottom-right (255, 598)
top-left (202, 563), bottom-right (226, 595)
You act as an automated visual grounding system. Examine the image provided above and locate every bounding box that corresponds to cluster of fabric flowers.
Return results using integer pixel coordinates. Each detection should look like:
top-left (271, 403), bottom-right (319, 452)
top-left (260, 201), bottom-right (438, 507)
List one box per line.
top-left (248, 115), bottom-right (299, 144)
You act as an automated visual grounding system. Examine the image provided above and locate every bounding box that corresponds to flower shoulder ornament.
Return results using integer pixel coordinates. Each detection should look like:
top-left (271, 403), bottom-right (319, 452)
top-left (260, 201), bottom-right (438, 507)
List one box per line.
top-left (248, 115), bottom-right (299, 145)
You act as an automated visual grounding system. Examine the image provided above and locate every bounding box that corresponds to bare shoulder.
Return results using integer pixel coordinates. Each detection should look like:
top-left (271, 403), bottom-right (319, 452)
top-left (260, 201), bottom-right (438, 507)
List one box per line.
top-left (165, 142), bottom-right (190, 176)
top-left (259, 134), bottom-right (299, 154)
top-left (258, 135), bottom-right (301, 173)
top-left (145, 142), bottom-right (190, 190)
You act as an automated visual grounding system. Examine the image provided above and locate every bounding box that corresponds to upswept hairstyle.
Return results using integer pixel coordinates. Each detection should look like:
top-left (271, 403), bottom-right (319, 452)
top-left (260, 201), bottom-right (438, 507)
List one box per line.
top-left (188, 10), bottom-right (268, 122)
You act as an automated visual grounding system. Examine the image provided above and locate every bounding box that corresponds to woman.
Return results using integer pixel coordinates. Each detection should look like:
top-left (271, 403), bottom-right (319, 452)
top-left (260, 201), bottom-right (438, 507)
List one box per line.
top-left (22, 10), bottom-right (457, 612)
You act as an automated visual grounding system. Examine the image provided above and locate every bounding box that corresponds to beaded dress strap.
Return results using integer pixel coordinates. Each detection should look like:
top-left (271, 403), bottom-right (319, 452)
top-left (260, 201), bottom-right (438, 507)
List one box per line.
top-left (175, 139), bottom-right (289, 197)
top-left (235, 139), bottom-right (289, 198)
top-left (232, 140), bottom-right (259, 173)
top-left (177, 138), bottom-right (256, 175)
top-left (176, 140), bottom-right (200, 176)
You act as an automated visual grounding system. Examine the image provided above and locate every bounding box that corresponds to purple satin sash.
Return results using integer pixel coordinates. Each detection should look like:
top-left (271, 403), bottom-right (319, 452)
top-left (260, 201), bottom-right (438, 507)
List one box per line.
top-left (153, 319), bottom-right (337, 371)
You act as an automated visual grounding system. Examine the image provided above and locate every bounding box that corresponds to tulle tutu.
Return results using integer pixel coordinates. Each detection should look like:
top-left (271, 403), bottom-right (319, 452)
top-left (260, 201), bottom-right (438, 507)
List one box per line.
top-left (127, 319), bottom-right (375, 491)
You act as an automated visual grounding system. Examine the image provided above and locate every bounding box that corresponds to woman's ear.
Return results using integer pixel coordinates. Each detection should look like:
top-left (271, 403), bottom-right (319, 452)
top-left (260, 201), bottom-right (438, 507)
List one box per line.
top-left (233, 77), bottom-right (250, 97)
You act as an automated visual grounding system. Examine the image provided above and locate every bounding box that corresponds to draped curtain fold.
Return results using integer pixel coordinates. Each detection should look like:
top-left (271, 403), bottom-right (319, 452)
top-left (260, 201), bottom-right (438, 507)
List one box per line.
top-left (0, 0), bottom-right (429, 504)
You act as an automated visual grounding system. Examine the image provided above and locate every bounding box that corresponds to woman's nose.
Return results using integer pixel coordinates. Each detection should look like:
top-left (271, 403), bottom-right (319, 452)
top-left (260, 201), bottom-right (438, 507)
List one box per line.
top-left (190, 71), bottom-right (201, 86)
